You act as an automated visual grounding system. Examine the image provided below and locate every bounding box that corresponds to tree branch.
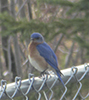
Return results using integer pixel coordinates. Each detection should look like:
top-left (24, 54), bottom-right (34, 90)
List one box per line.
top-left (54, 33), bottom-right (64, 52)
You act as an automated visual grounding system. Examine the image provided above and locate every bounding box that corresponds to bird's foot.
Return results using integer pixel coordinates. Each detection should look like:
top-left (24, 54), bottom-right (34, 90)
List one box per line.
top-left (40, 71), bottom-right (48, 76)
top-left (39, 70), bottom-right (50, 79)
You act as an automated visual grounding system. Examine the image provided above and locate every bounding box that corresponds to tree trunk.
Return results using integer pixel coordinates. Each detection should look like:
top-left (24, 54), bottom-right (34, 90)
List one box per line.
top-left (1, 0), bottom-right (9, 69)
top-left (27, 0), bottom-right (32, 20)
top-left (0, 50), bottom-right (3, 79)
top-left (13, 35), bottom-right (22, 77)
top-left (11, 0), bottom-right (22, 77)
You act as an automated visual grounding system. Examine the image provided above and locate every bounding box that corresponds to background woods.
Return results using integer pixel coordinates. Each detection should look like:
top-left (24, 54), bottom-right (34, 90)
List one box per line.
top-left (0, 0), bottom-right (89, 99)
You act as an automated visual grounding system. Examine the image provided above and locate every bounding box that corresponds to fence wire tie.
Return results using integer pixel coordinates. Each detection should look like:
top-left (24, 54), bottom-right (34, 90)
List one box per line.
top-left (0, 80), bottom-right (7, 99)
top-left (78, 63), bottom-right (89, 82)
top-left (43, 72), bottom-right (58, 100)
top-left (77, 63), bottom-right (89, 99)
top-left (20, 73), bottom-right (34, 100)
top-left (79, 65), bottom-right (89, 99)
top-left (33, 74), bottom-right (47, 100)
top-left (15, 77), bottom-right (21, 89)
top-left (15, 76), bottom-right (31, 100)
top-left (25, 73), bottom-right (34, 95)
top-left (7, 76), bottom-right (21, 99)
top-left (71, 64), bottom-right (89, 100)
top-left (6, 76), bottom-right (22, 99)
top-left (71, 66), bottom-right (78, 76)
top-left (64, 66), bottom-right (77, 86)
top-left (60, 66), bottom-right (78, 100)
top-left (60, 67), bottom-right (78, 100)
top-left (71, 67), bottom-right (81, 99)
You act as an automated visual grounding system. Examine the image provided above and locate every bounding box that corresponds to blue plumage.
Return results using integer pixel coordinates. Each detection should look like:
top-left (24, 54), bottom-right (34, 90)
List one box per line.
top-left (37, 42), bottom-right (65, 86)
top-left (37, 42), bottom-right (58, 70)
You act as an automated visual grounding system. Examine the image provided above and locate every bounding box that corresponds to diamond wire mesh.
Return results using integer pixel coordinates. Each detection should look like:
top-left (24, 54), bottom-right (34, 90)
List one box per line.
top-left (0, 63), bottom-right (89, 100)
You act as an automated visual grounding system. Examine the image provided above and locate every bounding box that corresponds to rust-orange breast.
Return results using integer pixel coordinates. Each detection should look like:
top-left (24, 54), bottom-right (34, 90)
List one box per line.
top-left (28, 42), bottom-right (38, 57)
top-left (28, 41), bottom-right (48, 72)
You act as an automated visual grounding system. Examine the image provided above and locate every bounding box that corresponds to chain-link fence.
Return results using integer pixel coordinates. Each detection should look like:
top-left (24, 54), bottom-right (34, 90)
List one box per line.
top-left (0, 63), bottom-right (89, 100)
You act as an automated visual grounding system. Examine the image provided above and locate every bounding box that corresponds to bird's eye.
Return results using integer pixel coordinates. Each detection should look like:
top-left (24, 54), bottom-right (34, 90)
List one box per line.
top-left (36, 37), bottom-right (40, 39)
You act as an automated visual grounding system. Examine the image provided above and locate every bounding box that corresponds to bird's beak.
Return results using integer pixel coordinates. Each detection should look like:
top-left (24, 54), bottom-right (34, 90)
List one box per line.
top-left (31, 38), bottom-right (34, 41)
top-left (30, 38), bottom-right (35, 42)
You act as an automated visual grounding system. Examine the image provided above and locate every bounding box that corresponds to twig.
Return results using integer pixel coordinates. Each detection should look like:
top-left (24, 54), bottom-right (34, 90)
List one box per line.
top-left (16, 0), bottom-right (28, 17)
top-left (65, 42), bottom-right (75, 68)
top-left (22, 59), bottom-right (29, 67)
top-left (7, 36), bottom-right (12, 82)
top-left (54, 33), bottom-right (64, 52)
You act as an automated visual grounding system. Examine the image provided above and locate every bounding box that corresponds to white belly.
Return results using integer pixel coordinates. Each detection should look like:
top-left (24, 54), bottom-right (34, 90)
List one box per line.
top-left (28, 55), bottom-right (44, 72)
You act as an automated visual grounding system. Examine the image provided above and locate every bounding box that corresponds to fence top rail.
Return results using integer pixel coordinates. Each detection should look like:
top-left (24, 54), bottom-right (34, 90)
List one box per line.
top-left (0, 63), bottom-right (89, 100)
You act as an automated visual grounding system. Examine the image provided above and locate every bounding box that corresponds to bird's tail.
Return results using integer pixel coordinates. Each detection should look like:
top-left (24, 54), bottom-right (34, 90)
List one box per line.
top-left (56, 71), bottom-right (65, 87)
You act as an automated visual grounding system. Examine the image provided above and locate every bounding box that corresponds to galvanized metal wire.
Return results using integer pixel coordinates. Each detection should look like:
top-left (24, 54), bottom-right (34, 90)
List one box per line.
top-left (0, 63), bottom-right (89, 100)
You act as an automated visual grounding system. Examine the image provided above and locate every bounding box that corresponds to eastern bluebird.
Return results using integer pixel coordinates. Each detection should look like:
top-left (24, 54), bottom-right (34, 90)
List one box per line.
top-left (28, 32), bottom-right (65, 87)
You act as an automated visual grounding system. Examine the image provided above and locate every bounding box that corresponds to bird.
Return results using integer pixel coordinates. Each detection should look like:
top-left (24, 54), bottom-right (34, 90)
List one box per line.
top-left (28, 32), bottom-right (65, 87)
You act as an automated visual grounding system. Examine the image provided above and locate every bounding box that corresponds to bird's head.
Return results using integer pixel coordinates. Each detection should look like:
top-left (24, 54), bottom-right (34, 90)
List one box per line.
top-left (30, 32), bottom-right (44, 44)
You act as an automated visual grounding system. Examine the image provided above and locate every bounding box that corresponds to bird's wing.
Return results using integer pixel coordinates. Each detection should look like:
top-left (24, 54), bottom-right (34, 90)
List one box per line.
top-left (36, 42), bottom-right (59, 71)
